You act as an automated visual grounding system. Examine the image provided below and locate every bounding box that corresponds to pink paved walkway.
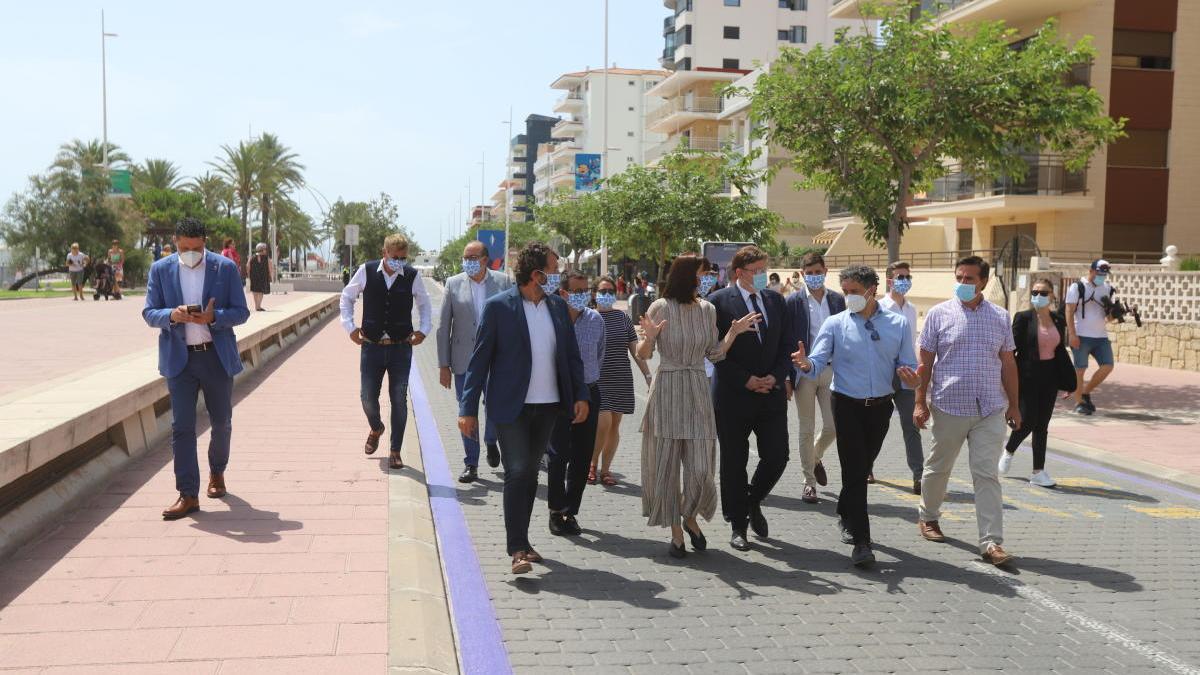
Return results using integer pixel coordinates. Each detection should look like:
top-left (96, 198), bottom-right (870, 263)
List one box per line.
top-left (1049, 362), bottom-right (1200, 477)
top-left (0, 291), bottom-right (326, 400)
top-left (0, 316), bottom-right (390, 672)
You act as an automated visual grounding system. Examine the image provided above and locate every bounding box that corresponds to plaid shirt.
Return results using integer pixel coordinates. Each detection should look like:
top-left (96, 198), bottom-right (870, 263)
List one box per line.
top-left (919, 299), bottom-right (1015, 417)
top-left (573, 307), bottom-right (607, 385)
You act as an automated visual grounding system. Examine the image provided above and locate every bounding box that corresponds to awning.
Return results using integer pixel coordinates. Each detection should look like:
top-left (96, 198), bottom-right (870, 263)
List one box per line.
top-left (812, 229), bottom-right (842, 246)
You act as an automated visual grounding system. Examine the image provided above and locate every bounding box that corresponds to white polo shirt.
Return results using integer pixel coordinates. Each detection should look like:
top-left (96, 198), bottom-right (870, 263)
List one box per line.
top-left (1065, 277), bottom-right (1112, 338)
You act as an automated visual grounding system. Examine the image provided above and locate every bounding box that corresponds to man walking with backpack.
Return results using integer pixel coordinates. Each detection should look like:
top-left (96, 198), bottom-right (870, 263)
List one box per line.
top-left (1064, 259), bottom-right (1115, 415)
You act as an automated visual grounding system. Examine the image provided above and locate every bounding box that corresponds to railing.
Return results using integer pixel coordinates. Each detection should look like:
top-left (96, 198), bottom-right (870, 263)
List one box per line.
top-left (909, 0), bottom-right (981, 19)
top-left (646, 96), bottom-right (724, 127)
top-left (828, 199), bottom-right (852, 218)
top-left (663, 16), bottom-right (675, 36)
top-left (555, 91), bottom-right (583, 108)
top-left (801, 248), bottom-right (1169, 270)
top-left (927, 155), bottom-right (1088, 202)
top-left (644, 134), bottom-right (723, 164)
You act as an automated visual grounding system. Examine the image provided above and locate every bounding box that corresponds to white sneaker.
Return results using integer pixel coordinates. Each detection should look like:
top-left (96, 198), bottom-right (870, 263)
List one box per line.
top-left (1030, 470), bottom-right (1057, 488)
top-left (998, 451), bottom-right (1014, 476)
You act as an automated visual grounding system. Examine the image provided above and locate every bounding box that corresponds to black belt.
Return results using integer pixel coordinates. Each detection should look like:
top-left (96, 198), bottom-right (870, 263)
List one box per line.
top-left (362, 334), bottom-right (412, 345)
top-left (187, 342), bottom-right (215, 352)
top-left (835, 392), bottom-right (894, 407)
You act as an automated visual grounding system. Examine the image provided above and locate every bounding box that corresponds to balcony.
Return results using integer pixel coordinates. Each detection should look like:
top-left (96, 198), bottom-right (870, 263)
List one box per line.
top-left (646, 96), bottom-right (724, 133)
top-left (645, 134), bottom-right (723, 165)
top-left (910, 154), bottom-right (1093, 218)
top-left (551, 119), bottom-right (583, 140)
top-left (553, 91), bottom-right (584, 114)
top-left (661, 46), bottom-right (677, 69)
top-left (832, 0), bottom-right (1097, 24)
top-left (663, 15), bottom-right (675, 36)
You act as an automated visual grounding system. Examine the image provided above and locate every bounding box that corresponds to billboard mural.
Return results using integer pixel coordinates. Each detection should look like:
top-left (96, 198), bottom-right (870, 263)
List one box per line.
top-left (477, 229), bottom-right (507, 271)
top-left (574, 153), bottom-right (602, 193)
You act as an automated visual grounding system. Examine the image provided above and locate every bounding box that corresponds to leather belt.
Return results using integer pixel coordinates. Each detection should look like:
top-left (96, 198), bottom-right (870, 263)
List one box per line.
top-left (187, 342), bottom-right (215, 352)
top-left (362, 335), bottom-right (411, 346)
top-left (835, 392), bottom-right (894, 407)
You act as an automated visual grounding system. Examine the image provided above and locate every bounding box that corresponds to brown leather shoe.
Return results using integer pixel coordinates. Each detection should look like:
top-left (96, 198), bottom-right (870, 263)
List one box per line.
top-left (511, 552), bottom-right (532, 575)
top-left (814, 461), bottom-right (828, 487)
top-left (982, 543), bottom-right (1015, 566)
top-left (389, 450), bottom-right (404, 470)
top-left (866, 472), bottom-right (876, 484)
top-left (206, 473), bottom-right (226, 499)
top-left (524, 548), bottom-right (543, 563)
top-left (364, 427), bottom-right (384, 455)
top-left (162, 495), bottom-right (200, 520)
top-left (918, 519), bottom-right (946, 542)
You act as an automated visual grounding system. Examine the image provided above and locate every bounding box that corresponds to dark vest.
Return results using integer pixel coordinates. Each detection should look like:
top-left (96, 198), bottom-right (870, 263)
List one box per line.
top-left (360, 260), bottom-right (416, 341)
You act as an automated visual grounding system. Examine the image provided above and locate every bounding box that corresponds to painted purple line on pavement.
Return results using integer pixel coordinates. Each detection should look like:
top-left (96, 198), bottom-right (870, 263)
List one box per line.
top-left (1047, 450), bottom-right (1200, 504)
top-left (409, 366), bottom-right (512, 675)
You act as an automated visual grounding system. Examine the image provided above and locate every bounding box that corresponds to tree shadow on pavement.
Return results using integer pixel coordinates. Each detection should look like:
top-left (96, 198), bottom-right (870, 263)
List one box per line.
top-left (187, 494), bottom-right (303, 541)
top-left (510, 557), bottom-right (680, 610)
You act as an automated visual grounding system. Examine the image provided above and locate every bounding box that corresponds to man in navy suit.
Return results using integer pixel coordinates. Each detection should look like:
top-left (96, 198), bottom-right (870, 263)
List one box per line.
top-left (142, 217), bottom-right (251, 520)
top-left (784, 251), bottom-right (846, 503)
top-left (458, 242), bottom-right (589, 575)
top-left (709, 245), bottom-right (792, 551)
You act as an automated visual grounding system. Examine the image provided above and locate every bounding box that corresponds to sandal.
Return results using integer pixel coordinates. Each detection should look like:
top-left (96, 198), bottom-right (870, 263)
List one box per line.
top-left (389, 450), bottom-right (404, 470)
top-left (601, 471), bottom-right (618, 487)
top-left (364, 428), bottom-right (384, 455)
top-left (587, 465), bottom-right (598, 485)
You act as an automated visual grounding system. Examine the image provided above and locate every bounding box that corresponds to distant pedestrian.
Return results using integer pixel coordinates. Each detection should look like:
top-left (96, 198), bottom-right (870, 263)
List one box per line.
top-left (616, 275), bottom-right (627, 298)
top-left (220, 237), bottom-right (241, 272)
top-left (999, 279), bottom-right (1075, 488)
top-left (767, 272), bottom-right (782, 293)
top-left (877, 261), bottom-right (924, 494)
top-left (142, 217), bottom-right (250, 520)
top-left (1065, 259), bottom-right (1116, 415)
top-left (248, 243), bottom-right (272, 311)
top-left (547, 271), bottom-right (605, 536)
top-left (591, 276), bottom-right (652, 487)
top-left (107, 240), bottom-right (125, 292)
top-left (637, 255), bottom-right (759, 558)
top-left (458, 242), bottom-right (590, 575)
top-left (792, 264), bottom-right (921, 568)
top-left (161, 244), bottom-right (174, 259)
top-left (914, 255), bottom-right (1020, 566)
top-left (66, 243), bottom-right (89, 301)
top-left (340, 234), bottom-right (433, 470)
top-left (342, 266), bottom-right (351, 287)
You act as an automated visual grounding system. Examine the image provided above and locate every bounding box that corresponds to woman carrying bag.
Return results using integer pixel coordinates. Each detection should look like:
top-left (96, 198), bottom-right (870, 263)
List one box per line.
top-left (999, 278), bottom-right (1077, 487)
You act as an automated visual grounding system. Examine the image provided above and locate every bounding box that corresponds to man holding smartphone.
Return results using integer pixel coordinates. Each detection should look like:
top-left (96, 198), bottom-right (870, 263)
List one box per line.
top-left (340, 233), bottom-right (432, 470)
top-left (143, 217), bottom-right (251, 520)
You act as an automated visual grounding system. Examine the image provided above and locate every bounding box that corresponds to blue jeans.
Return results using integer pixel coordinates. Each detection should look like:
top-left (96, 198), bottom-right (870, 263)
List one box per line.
top-left (1072, 335), bottom-right (1114, 368)
top-left (454, 372), bottom-right (497, 467)
top-left (167, 349), bottom-right (234, 497)
top-left (360, 342), bottom-right (412, 451)
top-left (496, 403), bottom-right (560, 555)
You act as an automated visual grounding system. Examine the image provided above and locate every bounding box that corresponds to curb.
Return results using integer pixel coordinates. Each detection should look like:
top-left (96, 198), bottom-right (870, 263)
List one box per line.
top-left (1046, 436), bottom-right (1200, 499)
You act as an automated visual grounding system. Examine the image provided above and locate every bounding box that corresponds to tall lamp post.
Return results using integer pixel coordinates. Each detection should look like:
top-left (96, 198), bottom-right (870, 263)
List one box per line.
top-left (600, 0), bottom-right (609, 277)
top-left (101, 10), bottom-right (118, 169)
top-left (501, 108), bottom-right (513, 273)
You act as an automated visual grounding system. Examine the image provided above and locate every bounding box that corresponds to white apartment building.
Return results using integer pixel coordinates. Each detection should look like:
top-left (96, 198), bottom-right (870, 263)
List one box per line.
top-left (532, 68), bottom-right (669, 203)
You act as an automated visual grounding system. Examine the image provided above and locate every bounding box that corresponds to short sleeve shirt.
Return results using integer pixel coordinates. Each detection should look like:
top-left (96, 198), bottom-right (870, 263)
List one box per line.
top-left (1064, 277), bottom-right (1112, 339)
top-left (919, 299), bottom-right (1015, 418)
top-left (67, 252), bottom-right (87, 272)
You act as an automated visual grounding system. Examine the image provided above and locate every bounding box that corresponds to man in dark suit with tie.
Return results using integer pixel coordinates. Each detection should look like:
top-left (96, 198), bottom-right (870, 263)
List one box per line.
top-left (458, 242), bottom-right (590, 575)
top-left (708, 245), bottom-right (792, 551)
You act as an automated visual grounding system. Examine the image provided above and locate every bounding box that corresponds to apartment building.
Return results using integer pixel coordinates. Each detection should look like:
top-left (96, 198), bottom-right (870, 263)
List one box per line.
top-left (513, 115), bottom-right (558, 221)
top-left (824, 0), bottom-right (1197, 259)
top-left (532, 68), bottom-right (668, 203)
top-left (652, 0), bottom-right (865, 247)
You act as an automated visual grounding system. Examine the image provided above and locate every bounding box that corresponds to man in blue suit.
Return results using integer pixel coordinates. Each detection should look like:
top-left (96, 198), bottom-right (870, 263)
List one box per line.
top-left (142, 217), bottom-right (251, 520)
top-left (458, 242), bottom-right (589, 575)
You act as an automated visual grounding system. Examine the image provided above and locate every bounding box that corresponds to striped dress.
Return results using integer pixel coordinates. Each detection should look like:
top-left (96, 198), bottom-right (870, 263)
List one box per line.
top-left (597, 309), bottom-right (638, 414)
top-left (639, 298), bottom-right (726, 528)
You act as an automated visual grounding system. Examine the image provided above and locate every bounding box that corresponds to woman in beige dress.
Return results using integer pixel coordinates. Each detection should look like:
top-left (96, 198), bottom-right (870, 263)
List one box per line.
top-left (637, 255), bottom-right (760, 558)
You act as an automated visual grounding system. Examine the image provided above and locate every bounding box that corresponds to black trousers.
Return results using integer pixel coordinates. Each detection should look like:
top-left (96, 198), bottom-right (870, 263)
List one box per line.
top-left (831, 393), bottom-right (894, 545)
top-left (1005, 360), bottom-right (1058, 470)
top-left (717, 392), bottom-right (790, 531)
top-left (496, 403), bottom-right (559, 555)
top-left (547, 384), bottom-right (601, 516)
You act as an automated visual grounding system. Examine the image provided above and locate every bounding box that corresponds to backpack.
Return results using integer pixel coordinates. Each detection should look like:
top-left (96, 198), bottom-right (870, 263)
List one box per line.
top-left (1073, 280), bottom-right (1112, 319)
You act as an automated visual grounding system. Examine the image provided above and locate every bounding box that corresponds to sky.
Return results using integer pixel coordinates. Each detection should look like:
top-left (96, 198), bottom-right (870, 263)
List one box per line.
top-left (0, 1), bottom-right (667, 253)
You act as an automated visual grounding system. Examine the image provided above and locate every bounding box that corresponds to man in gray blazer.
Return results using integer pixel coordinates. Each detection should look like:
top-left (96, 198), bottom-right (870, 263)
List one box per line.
top-left (438, 240), bottom-right (513, 483)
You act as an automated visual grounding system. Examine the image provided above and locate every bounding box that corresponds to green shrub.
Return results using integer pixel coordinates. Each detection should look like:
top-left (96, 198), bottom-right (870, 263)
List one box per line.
top-left (1179, 257), bottom-right (1200, 271)
top-left (121, 248), bottom-right (153, 288)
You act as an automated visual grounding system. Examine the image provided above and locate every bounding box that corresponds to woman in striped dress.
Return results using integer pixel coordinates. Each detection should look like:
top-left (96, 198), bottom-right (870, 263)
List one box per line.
top-left (591, 276), bottom-right (652, 487)
top-left (637, 256), bottom-right (760, 558)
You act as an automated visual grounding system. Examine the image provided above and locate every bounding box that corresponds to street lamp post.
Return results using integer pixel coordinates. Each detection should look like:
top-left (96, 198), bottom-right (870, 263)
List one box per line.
top-left (100, 10), bottom-right (118, 169)
top-left (502, 109), bottom-right (513, 273)
top-left (600, 0), bottom-right (609, 277)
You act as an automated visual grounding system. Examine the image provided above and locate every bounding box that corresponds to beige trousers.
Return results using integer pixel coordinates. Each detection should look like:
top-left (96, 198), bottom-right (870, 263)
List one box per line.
top-left (918, 407), bottom-right (1006, 553)
top-left (794, 367), bottom-right (836, 487)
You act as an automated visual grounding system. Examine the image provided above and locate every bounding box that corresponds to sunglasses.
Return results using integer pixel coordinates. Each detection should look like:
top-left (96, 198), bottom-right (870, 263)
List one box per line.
top-left (894, 274), bottom-right (912, 281)
top-left (863, 319), bottom-right (881, 341)
top-left (1031, 290), bottom-right (1052, 297)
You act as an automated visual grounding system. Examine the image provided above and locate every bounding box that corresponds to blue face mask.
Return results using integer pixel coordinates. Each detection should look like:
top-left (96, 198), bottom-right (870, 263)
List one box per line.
top-left (1030, 294), bottom-right (1051, 309)
top-left (892, 278), bottom-right (913, 295)
top-left (462, 259), bottom-right (482, 276)
top-left (385, 257), bottom-right (406, 273)
top-left (954, 281), bottom-right (978, 303)
top-left (698, 274), bottom-right (717, 297)
top-left (804, 274), bottom-right (825, 291)
top-left (567, 292), bottom-right (591, 311)
top-left (1094, 274), bottom-right (1108, 285)
top-left (540, 272), bottom-right (561, 296)
top-left (595, 292), bottom-right (616, 308)
top-left (752, 271), bottom-right (769, 292)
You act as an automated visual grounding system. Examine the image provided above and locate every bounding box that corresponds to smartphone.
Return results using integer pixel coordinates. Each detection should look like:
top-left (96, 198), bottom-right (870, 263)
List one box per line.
top-left (186, 304), bottom-right (202, 314)
top-left (1006, 418), bottom-right (1018, 430)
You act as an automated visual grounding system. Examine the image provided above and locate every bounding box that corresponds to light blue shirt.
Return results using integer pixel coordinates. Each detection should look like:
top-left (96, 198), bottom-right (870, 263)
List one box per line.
top-left (803, 304), bottom-right (917, 399)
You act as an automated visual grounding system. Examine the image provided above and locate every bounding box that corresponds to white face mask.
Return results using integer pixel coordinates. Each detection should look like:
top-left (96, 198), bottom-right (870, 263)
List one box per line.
top-left (179, 250), bottom-right (204, 268)
top-left (845, 293), bottom-right (868, 313)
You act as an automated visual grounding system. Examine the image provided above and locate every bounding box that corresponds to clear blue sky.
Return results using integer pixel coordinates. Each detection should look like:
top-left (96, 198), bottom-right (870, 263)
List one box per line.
top-left (0, 1), bottom-right (666, 252)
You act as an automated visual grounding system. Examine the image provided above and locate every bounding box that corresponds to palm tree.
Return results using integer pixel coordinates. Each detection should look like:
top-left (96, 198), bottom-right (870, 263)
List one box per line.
top-left (275, 197), bottom-right (319, 271)
top-left (186, 172), bottom-right (235, 217)
top-left (51, 138), bottom-right (130, 175)
top-left (254, 133), bottom-right (305, 248)
top-left (211, 141), bottom-right (259, 235)
top-left (133, 158), bottom-right (183, 192)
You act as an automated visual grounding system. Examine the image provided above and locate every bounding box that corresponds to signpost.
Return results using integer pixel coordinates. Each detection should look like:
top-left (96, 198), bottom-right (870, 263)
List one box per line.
top-left (344, 224), bottom-right (360, 272)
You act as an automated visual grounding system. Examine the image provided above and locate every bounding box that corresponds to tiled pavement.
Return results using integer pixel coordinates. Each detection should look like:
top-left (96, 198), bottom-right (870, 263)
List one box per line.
top-left (0, 314), bottom-right (390, 673)
top-left (414, 283), bottom-right (1200, 674)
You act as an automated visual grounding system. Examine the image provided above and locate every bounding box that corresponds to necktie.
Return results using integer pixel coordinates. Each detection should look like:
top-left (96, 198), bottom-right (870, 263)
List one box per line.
top-left (749, 293), bottom-right (764, 343)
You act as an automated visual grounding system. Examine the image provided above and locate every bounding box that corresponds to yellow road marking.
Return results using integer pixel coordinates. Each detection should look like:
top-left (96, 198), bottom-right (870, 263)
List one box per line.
top-left (1128, 506), bottom-right (1200, 519)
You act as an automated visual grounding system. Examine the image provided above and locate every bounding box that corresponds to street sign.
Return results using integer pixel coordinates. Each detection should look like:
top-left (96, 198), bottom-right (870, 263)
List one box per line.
top-left (344, 224), bottom-right (360, 246)
top-left (109, 169), bottom-right (132, 197)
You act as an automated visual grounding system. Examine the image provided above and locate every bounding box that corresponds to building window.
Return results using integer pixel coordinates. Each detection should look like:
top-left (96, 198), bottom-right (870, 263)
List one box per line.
top-left (627, 131), bottom-right (635, 137)
top-left (628, 80), bottom-right (636, 86)
top-left (724, 0), bottom-right (740, 6)
top-left (628, 106), bottom-right (635, 111)
top-left (790, 26), bottom-right (807, 43)
top-left (723, 58), bottom-right (740, 69)
top-left (627, 156), bottom-right (634, 162)
top-left (779, 0), bottom-right (807, 8)
top-left (679, 57), bottom-right (692, 71)
top-left (1113, 30), bottom-right (1173, 69)
top-left (724, 26), bottom-right (740, 39)
top-left (1108, 129), bottom-right (1170, 168)
top-left (678, 25), bottom-right (692, 45)
top-left (778, 29), bottom-right (790, 41)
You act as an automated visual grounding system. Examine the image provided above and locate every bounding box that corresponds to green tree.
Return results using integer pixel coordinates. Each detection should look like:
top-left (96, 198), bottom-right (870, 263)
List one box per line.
top-left (531, 195), bottom-right (602, 270)
top-left (1, 172), bottom-right (121, 278)
top-left (134, 188), bottom-right (206, 231)
top-left (50, 138), bottom-right (131, 179)
top-left (743, 1), bottom-right (1124, 261)
top-left (133, 158), bottom-right (183, 192)
top-left (211, 141), bottom-right (258, 234)
top-left (324, 192), bottom-right (421, 268)
top-left (186, 172), bottom-right (235, 217)
top-left (253, 132), bottom-right (305, 248)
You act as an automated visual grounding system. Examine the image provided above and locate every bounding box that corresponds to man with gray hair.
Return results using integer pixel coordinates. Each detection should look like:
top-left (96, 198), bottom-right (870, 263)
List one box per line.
top-left (437, 240), bottom-right (513, 482)
top-left (792, 264), bottom-right (920, 567)
top-left (248, 242), bottom-right (272, 311)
